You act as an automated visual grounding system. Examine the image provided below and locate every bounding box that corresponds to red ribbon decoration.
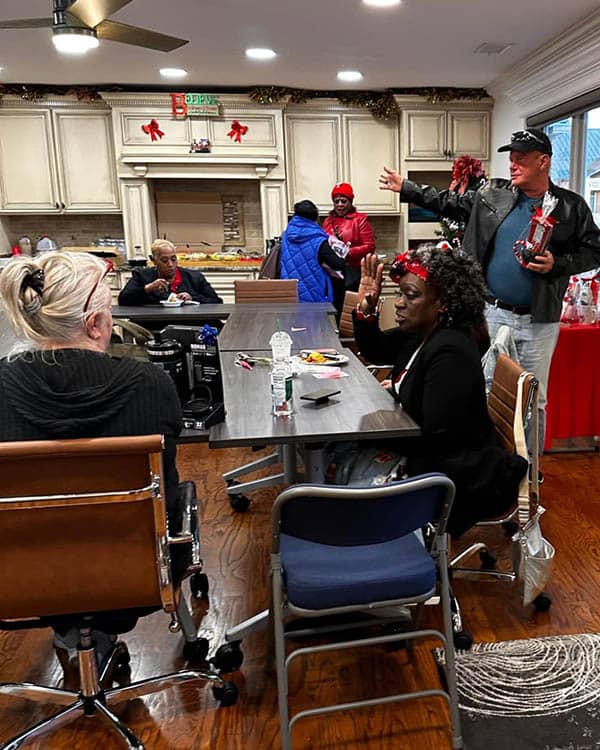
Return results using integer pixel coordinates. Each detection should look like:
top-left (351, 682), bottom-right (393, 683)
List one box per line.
top-left (449, 155), bottom-right (485, 195)
top-left (142, 119), bottom-right (165, 141)
top-left (227, 120), bottom-right (248, 143)
top-left (390, 251), bottom-right (430, 283)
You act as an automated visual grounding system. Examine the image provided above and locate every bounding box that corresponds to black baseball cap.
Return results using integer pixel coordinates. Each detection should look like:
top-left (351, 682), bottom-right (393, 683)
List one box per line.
top-left (497, 128), bottom-right (552, 156)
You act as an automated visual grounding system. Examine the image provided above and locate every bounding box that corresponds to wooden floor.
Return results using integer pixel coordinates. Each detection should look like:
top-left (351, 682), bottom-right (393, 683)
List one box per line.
top-left (1, 445), bottom-right (599, 749)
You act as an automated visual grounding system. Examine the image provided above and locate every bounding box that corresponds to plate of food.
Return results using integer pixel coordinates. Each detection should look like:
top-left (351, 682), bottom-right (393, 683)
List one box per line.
top-left (299, 350), bottom-right (349, 366)
top-left (160, 293), bottom-right (184, 307)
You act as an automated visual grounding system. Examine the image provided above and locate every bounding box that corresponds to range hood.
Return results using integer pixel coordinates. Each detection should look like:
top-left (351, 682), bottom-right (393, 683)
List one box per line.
top-left (121, 154), bottom-right (279, 180)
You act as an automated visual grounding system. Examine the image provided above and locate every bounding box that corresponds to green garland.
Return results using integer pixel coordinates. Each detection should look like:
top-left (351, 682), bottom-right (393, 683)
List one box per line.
top-left (248, 86), bottom-right (488, 119)
top-left (0, 84), bottom-right (108, 102)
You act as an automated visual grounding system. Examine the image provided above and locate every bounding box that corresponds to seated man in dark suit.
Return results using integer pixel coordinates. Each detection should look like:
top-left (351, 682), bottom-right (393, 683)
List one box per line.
top-left (118, 239), bottom-right (222, 305)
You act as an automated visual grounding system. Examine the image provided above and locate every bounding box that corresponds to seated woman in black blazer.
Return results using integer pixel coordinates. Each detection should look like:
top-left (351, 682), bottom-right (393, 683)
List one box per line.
top-left (353, 244), bottom-right (527, 537)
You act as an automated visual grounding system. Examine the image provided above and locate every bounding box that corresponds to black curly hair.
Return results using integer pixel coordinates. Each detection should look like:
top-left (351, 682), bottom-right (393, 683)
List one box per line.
top-left (391, 243), bottom-right (487, 333)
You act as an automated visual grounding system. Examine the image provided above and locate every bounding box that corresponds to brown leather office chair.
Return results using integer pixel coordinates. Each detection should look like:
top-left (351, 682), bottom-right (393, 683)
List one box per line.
top-left (448, 354), bottom-right (545, 649)
top-left (234, 278), bottom-right (298, 304)
top-left (0, 435), bottom-right (236, 750)
top-left (339, 290), bottom-right (358, 350)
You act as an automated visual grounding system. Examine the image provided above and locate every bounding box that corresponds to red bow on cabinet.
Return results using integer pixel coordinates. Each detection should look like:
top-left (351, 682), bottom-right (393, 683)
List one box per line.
top-left (142, 119), bottom-right (165, 141)
top-left (227, 120), bottom-right (248, 143)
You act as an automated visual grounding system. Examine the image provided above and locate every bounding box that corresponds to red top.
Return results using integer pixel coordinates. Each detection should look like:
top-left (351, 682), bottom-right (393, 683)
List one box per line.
top-left (169, 267), bottom-right (183, 292)
top-left (322, 211), bottom-right (375, 268)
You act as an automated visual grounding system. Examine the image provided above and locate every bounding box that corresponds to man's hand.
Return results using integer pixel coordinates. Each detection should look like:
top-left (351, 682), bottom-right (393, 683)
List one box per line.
top-left (526, 250), bottom-right (555, 274)
top-left (358, 254), bottom-right (384, 313)
top-left (379, 166), bottom-right (403, 193)
top-left (177, 292), bottom-right (192, 301)
top-left (144, 278), bottom-right (169, 293)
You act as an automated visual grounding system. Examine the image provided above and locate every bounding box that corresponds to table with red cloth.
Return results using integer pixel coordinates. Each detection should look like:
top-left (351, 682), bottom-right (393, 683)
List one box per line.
top-left (545, 323), bottom-right (600, 451)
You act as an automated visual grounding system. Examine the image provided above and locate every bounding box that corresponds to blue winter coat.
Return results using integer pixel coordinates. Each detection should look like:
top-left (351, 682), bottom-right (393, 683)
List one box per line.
top-left (280, 216), bottom-right (332, 303)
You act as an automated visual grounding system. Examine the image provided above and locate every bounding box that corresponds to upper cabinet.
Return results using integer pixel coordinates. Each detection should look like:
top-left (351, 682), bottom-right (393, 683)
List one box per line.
top-left (285, 108), bottom-right (399, 214)
top-left (0, 108), bottom-right (120, 213)
top-left (404, 108), bottom-right (490, 161)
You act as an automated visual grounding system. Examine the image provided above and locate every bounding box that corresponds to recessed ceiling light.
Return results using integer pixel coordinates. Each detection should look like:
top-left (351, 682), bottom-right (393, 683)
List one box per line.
top-left (363, 0), bottom-right (402, 7)
top-left (52, 27), bottom-right (99, 54)
top-left (337, 70), bottom-right (363, 82)
top-left (160, 67), bottom-right (188, 78)
top-left (245, 48), bottom-right (277, 61)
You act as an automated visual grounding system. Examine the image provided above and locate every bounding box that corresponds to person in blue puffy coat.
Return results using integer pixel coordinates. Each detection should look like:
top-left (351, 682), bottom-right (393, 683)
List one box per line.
top-left (280, 200), bottom-right (346, 310)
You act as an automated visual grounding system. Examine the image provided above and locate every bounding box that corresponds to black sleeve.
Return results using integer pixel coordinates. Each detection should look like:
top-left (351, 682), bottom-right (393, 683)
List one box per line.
top-left (189, 271), bottom-right (223, 304)
top-left (551, 198), bottom-right (600, 278)
top-left (318, 239), bottom-right (346, 271)
top-left (117, 269), bottom-right (152, 305)
top-left (400, 179), bottom-right (476, 225)
top-left (353, 312), bottom-right (421, 368)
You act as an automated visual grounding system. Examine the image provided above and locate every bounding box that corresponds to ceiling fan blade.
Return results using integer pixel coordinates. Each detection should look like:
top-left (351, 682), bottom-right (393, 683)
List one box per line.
top-left (0, 18), bottom-right (54, 29)
top-left (96, 20), bottom-right (188, 52)
top-left (68, 0), bottom-right (133, 29)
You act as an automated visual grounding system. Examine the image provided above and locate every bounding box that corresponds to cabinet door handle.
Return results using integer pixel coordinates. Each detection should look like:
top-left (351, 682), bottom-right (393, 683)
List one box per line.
top-left (55, 202), bottom-right (60, 209)
top-left (61, 202), bottom-right (66, 210)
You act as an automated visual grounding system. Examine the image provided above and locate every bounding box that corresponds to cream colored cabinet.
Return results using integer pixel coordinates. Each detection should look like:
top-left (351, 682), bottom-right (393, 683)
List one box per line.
top-left (404, 109), bottom-right (490, 161)
top-left (53, 111), bottom-right (120, 212)
top-left (202, 270), bottom-right (259, 304)
top-left (0, 110), bottom-right (59, 212)
top-left (285, 110), bottom-right (399, 214)
top-left (0, 108), bottom-right (120, 213)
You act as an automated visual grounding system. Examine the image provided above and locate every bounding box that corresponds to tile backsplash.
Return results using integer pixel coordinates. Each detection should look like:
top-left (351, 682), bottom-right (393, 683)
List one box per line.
top-left (1, 214), bottom-right (125, 251)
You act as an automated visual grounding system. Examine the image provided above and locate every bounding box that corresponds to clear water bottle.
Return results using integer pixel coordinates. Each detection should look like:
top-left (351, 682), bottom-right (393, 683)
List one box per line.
top-left (270, 325), bottom-right (293, 416)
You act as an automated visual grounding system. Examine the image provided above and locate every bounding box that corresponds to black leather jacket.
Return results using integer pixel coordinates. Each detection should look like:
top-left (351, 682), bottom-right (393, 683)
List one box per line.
top-left (400, 178), bottom-right (600, 322)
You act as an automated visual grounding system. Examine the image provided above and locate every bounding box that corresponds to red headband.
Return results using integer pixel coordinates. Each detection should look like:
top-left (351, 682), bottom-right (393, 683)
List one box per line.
top-left (390, 251), bottom-right (429, 283)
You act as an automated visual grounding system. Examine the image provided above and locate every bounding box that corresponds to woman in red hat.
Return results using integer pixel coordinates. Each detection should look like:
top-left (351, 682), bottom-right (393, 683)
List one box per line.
top-left (322, 182), bottom-right (375, 310)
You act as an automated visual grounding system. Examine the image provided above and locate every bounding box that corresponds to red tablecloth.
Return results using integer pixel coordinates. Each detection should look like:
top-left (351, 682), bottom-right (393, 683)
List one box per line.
top-left (545, 324), bottom-right (600, 450)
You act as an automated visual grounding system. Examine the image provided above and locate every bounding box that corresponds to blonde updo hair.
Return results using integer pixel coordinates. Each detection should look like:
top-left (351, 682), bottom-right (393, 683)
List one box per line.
top-left (0, 251), bottom-right (111, 345)
top-left (151, 239), bottom-right (177, 258)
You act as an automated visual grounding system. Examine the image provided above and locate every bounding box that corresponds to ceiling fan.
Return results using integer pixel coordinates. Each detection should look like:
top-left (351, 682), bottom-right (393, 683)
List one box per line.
top-left (0, 0), bottom-right (189, 53)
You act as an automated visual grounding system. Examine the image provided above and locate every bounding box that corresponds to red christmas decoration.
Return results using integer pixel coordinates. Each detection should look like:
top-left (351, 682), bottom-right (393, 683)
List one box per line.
top-left (449, 155), bottom-right (485, 195)
top-left (227, 119), bottom-right (248, 143)
top-left (142, 119), bottom-right (165, 141)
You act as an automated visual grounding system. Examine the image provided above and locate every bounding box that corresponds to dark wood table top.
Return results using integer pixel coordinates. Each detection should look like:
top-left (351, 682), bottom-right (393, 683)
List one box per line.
top-left (112, 302), bottom-right (335, 328)
top-left (208, 349), bottom-right (419, 448)
top-left (218, 307), bottom-right (340, 352)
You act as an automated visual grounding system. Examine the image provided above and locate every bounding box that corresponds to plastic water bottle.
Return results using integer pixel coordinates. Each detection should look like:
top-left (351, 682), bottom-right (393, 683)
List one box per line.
top-left (270, 324), bottom-right (293, 416)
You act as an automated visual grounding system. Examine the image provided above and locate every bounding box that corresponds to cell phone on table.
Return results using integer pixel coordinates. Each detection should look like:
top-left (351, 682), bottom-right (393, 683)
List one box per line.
top-left (300, 388), bottom-right (341, 404)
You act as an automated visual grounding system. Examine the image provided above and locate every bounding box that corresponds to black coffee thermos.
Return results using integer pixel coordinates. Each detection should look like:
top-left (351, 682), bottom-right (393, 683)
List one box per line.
top-left (145, 332), bottom-right (189, 402)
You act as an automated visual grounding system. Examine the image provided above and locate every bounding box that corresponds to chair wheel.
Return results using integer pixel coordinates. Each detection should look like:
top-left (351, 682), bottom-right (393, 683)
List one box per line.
top-left (212, 641), bottom-right (244, 672)
top-left (190, 572), bottom-right (209, 599)
top-left (183, 637), bottom-right (210, 663)
top-left (212, 680), bottom-right (238, 706)
top-left (230, 494), bottom-right (250, 512)
top-left (453, 630), bottom-right (473, 651)
top-left (479, 549), bottom-right (497, 570)
top-left (502, 520), bottom-right (519, 536)
top-left (533, 592), bottom-right (552, 612)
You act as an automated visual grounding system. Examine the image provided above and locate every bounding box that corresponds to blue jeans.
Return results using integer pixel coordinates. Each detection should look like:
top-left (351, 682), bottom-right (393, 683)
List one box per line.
top-left (485, 304), bottom-right (560, 455)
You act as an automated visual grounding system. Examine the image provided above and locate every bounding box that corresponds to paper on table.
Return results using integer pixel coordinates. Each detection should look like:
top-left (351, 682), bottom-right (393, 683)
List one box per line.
top-left (312, 369), bottom-right (349, 379)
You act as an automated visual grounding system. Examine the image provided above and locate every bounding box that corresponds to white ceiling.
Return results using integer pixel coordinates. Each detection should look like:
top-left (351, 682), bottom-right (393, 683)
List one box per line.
top-left (0, 0), bottom-right (598, 90)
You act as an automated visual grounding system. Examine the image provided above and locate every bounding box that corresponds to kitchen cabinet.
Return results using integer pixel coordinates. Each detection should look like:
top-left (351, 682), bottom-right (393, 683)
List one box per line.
top-left (202, 270), bottom-right (259, 304)
top-left (0, 109), bottom-right (120, 213)
top-left (403, 109), bottom-right (490, 161)
top-left (285, 110), bottom-right (399, 214)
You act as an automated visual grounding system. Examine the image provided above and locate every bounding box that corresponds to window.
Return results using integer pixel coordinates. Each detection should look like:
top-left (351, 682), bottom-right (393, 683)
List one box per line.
top-left (544, 118), bottom-right (572, 189)
top-left (584, 107), bottom-right (600, 227)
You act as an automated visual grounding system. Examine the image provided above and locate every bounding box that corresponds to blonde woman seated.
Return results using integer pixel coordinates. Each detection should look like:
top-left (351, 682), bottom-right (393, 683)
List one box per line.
top-left (0, 251), bottom-right (184, 672)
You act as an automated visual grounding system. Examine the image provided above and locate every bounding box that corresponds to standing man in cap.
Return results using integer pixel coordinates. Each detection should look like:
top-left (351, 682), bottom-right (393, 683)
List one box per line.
top-left (323, 181), bottom-right (376, 315)
top-left (379, 127), bottom-right (600, 455)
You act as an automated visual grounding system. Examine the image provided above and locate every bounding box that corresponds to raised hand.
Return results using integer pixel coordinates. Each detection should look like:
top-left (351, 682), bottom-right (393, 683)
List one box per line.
top-left (379, 166), bottom-right (403, 193)
top-left (357, 253), bottom-right (384, 313)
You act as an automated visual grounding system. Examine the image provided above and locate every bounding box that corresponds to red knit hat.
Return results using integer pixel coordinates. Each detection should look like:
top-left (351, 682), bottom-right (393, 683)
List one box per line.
top-left (331, 182), bottom-right (354, 201)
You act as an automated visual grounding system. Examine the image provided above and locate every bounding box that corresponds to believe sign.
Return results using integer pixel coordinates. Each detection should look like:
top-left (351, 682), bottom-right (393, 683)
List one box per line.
top-left (171, 93), bottom-right (220, 117)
